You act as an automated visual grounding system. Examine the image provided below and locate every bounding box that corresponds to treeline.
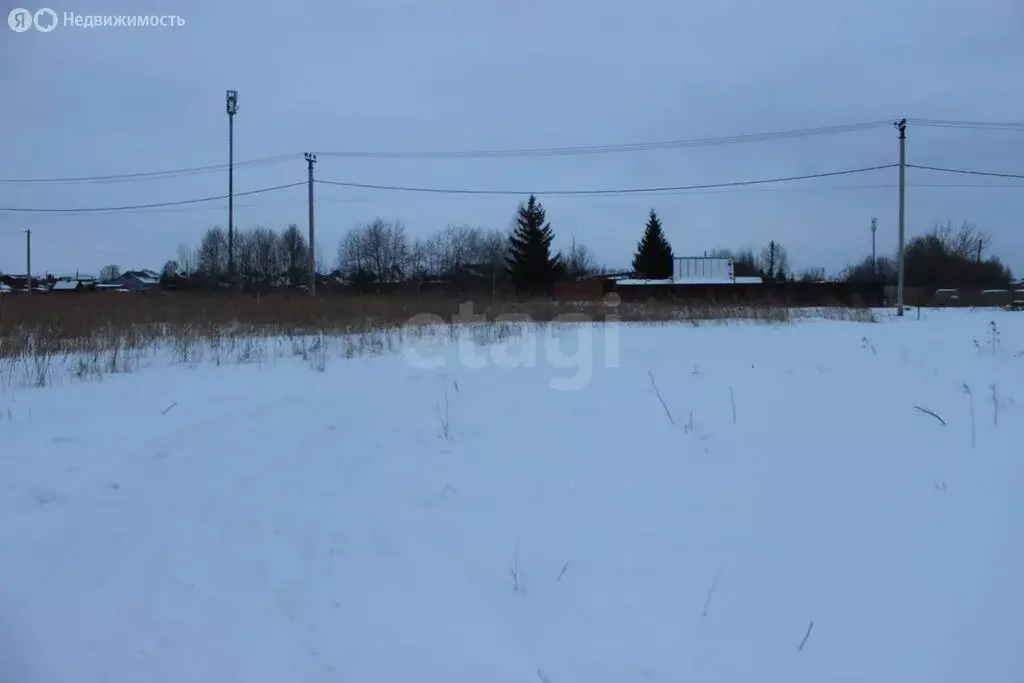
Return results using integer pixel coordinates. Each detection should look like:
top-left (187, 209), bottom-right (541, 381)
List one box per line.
top-left (143, 196), bottom-right (1015, 294)
top-left (840, 221), bottom-right (1014, 289)
top-left (161, 195), bottom-right (604, 294)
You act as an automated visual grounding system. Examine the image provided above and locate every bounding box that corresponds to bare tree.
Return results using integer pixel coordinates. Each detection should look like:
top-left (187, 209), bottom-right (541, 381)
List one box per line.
top-left (708, 247), bottom-right (759, 277)
top-left (196, 227), bottom-right (229, 277)
top-left (564, 238), bottom-right (598, 278)
top-left (160, 260), bottom-right (179, 279)
top-left (409, 233), bottom-right (445, 280)
top-left (99, 264), bottom-right (121, 282)
top-left (758, 241), bottom-right (790, 280)
top-left (936, 221), bottom-right (991, 262)
top-left (278, 224), bottom-right (309, 287)
top-left (234, 229), bottom-right (255, 286)
top-left (176, 243), bottom-right (195, 277)
top-left (249, 226), bottom-right (282, 288)
top-left (336, 219), bottom-right (410, 282)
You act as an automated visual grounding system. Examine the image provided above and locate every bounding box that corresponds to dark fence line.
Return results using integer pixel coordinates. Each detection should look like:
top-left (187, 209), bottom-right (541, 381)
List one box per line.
top-left (606, 281), bottom-right (886, 307)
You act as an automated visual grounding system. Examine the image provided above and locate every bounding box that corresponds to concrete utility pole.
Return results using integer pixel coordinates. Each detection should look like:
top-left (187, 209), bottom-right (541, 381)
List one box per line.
top-left (895, 118), bottom-right (907, 316)
top-left (305, 152), bottom-right (317, 296)
top-left (871, 216), bottom-right (877, 276)
top-left (25, 229), bottom-right (31, 295)
top-left (226, 89), bottom-right (239, 290)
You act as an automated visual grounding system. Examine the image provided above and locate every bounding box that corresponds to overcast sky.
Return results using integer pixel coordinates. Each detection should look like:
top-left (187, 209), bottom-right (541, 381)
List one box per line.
top-left (1, 0), bottom-right (1023, 278)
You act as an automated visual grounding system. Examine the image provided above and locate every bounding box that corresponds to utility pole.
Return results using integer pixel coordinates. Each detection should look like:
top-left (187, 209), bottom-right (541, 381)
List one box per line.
top-left (24, 229), bottom-right (31, 296)
top-left (226, 89), bottom-right (239, 290)
top-left (305, 153), bottom-right (317, 296)
top-left (871, 216), bottom-right (877, 276)
top-left (895, 118), bottom-right (907, 316)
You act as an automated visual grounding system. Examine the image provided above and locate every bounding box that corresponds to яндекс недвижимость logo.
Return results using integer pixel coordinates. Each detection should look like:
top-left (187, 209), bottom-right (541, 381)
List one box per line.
top-left (7, 8), bottom-right (185, 31)
top-left (7, 7), bottom-right (57, 32)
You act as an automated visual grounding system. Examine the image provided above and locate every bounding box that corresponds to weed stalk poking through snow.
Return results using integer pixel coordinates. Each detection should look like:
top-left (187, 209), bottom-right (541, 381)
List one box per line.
top-left (648, 371), bottom-right (675, 425)
top-left (702, 568), bottom-right (722, 618)
top-left (437, 387), bottom-right (451, 440)
top-left (510, 540), bottom-right (521, 593)
top-left (962, 383), bottom-right (976, 447)
top-left (914, 405), bottom-right (946, 426)
top-left (729, 386), bottom-right (737, 425)
top-left (798, 620), bottom-right (815, 651)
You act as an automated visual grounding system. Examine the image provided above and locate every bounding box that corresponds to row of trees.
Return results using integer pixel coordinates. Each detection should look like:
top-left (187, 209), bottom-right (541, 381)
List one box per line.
top-left (160, 224), bottom-right (318, 289)
top-left (140, 198), bottom-right (1014, 294)
top-left (841, 221), bottom-right (1014, 289)
top-left (155, 195), bottom-right (604, 294)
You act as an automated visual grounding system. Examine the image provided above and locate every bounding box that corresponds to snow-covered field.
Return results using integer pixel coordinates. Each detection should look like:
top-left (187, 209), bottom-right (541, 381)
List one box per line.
top-left (1, 308), bottom-right (1022, 682)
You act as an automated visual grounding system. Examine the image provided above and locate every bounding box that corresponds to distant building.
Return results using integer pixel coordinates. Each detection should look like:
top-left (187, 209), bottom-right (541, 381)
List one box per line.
top-left (111, 269), bottom-right (161, 291)
top-left (613, 257), bottom-right (760, 286)
top-left (51, 279), bottom-right (95, 292)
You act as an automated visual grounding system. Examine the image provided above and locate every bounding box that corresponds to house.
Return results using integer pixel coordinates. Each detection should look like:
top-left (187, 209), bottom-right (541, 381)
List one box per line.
top-left (111, 269), bottom-right (161, 291)
top-left (51, 279), bottom-right (95, 292)
top-left (0, 282), bottom-right (12, 295)
top-left (0, 274), bottom-right (36, 292)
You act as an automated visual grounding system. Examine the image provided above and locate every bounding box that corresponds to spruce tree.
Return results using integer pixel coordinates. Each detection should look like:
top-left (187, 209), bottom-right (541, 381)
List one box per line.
top-left (506, 195), bottom-right (563, 295)
top-left (632, 210), bottom-right (674, 279)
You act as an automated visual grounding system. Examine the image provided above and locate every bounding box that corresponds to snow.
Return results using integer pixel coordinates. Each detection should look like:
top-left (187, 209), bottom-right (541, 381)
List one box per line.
top-left (615, 278), bottom-right (677, 285)
top-left (615, 277), bottom-right (761, 285)
top-left (1, 309), bottom-right (1023, 682)
top-left (51, 280), bottom-right (80, 291)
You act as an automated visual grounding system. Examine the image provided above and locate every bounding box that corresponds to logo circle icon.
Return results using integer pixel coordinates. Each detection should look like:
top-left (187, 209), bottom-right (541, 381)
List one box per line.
top-left (7, 7), bottom-right (32, 32)
top-left (33, 8), bottom-right (57, 32)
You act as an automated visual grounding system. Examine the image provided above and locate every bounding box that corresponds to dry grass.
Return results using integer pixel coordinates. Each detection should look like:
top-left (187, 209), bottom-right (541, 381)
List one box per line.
top-left (0, 292), bottom-right (875, 390)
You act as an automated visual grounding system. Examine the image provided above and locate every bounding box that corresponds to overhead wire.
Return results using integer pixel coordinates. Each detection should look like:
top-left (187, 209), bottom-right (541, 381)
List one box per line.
top-left (6, 163), bottom-right (1024, 214)
top-left (2, 118), bottom-right (1022, 186)
top-left (313, 121), bottom-right (893, 159)
top-left (0, 122), bottom-right (893, 186)
top-left (313, 164), bottom-right (898, 196)
top-left (908, 118), bottom-right (1024, 131)
top-left (906, 164), bottom-right (1024, 180)
top-left (0, 154), bottom-right (300, 185)
top-left (0, 181), bottom-right (306, 214)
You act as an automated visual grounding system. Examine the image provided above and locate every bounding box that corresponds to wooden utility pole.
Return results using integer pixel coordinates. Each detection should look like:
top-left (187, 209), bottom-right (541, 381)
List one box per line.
top-left (25, 229), bottom-right (31, 295)
top-left (871, 217), bottom-right (877, 276)
top-left (226, 89), bottom-right (239, 290)
top-left (896, 118), bottom-right (907, 316)
top-left (305, 153), bottom-right (317, 296)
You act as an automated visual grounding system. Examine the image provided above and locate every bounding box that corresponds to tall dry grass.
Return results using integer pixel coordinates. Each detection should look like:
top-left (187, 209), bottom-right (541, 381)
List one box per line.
top-left (0, 292), bottom-right (874, 390)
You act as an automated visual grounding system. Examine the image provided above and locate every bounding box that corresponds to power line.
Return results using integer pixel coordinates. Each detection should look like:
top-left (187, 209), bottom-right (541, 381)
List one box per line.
top-left (314, 164), bottom-right (897, 196)
top-left (908, 118), bottom-right (1024, 131)
top-left (314, 121), bottom-right (893, 159)
top-left (2, 118), bottom-right (1020, 186)
top-left (0, 154), bottom-right (299, 185)
top-left (11, 181), bottom-right (1024, 219)
top-left (908, 163), bottom-right (1024, 180)
top-left (0, 122), bottom-right (892, 185)
top-left (0, 182), bottom-right (305, 214)
top-left (4, 163), bottom-right (1020, 215)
